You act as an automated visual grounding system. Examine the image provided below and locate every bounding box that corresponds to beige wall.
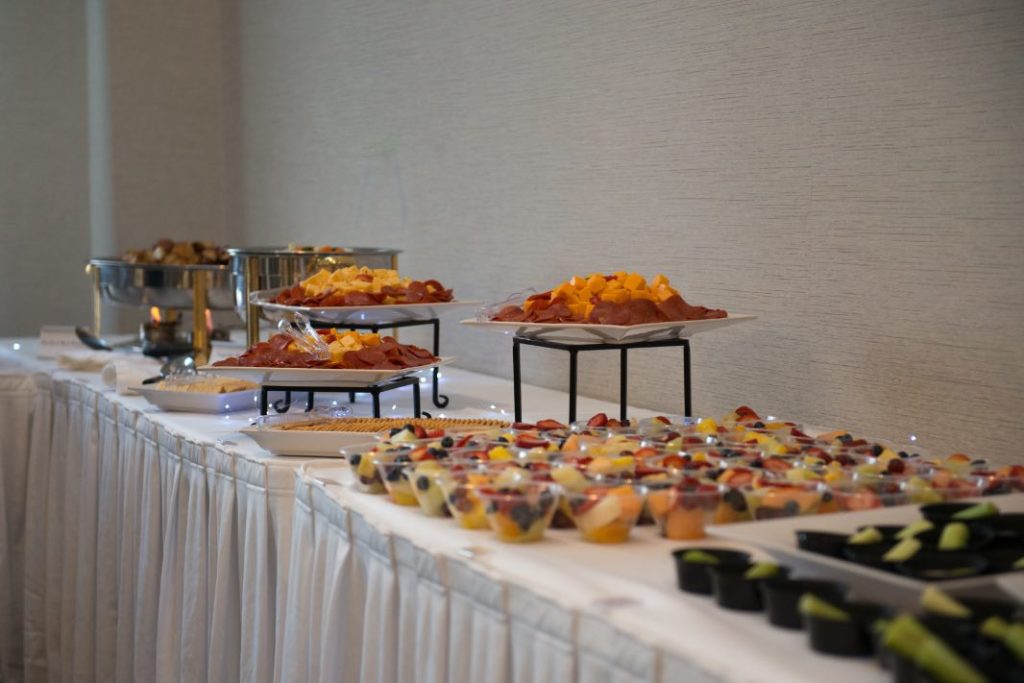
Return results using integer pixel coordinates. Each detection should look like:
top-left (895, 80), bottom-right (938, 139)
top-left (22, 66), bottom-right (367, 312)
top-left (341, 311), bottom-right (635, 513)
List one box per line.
top-left (0, 0), bottom-right (233, 336)
top-left (0, 1), bottom-right (91, 335)
top-left (229, 0), bottom-right (1024, 459)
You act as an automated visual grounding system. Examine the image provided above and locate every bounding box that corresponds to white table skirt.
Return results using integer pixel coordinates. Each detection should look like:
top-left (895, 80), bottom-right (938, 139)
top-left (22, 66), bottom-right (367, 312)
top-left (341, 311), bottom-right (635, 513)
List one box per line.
top-left (0, 340), bottom-right (890, 683)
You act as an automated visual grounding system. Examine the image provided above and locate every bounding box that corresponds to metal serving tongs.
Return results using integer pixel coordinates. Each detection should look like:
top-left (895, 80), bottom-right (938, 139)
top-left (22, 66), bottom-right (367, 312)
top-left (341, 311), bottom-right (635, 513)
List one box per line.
top-left (277, 313), bottom-right (331, 360)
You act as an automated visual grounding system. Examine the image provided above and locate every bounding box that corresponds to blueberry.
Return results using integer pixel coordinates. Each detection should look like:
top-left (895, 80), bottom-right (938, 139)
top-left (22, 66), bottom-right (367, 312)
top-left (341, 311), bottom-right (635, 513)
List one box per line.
top-left (386, 468), bottom-right (403, 482)
top-left (403, 423), bottom-right (415, 432)
top-left (872, 444), bottom-right (884, 457)
top-left (704, 469), bottom-right (721, 481)
top-left (497, 436), bottom-right (509, 444)
top-left (416, 476), bottom-right (431, 491)
top-left (350, 454), bottom-right (362, 467)
top-left (753, 421), bottom-right (765, 429)
top-left (898, 450), bottom-right (909, 459)
top-left (441, 436), bottom-right (454, 448)
top-left (389, 428), bottom-right (401, 437)
top-left (725, 489), bottom-right (747, 512)
top-left (783, 500), bottom-right (800, 515)
top-left (509, 504), bottom-right (536, 530)
top-left (821, 491), bottom-right (833, 503)
top-left (395, 454), bottom-right (411, 463)
top-left (750, 460), bottom-right (764, 469)
top-left (838, 433), bottom-right (853, 444)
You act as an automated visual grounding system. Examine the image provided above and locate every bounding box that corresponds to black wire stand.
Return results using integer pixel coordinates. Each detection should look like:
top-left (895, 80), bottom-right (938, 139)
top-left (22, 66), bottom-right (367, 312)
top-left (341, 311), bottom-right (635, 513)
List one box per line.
top-left (259, 375), bottom-right (422, 417)
top-left (311, 317), bottom-right (449, 409)
top-left (512, 336), bottom-right (692, 423)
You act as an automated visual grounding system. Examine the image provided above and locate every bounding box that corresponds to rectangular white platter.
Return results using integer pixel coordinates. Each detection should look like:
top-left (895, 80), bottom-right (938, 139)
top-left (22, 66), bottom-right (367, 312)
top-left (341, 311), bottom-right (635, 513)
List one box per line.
top-left (460, 314), bottom-right (756, 344)
top-left (136, 386), bottom-right (261, 414)
top-left (252, 288), bottom-right (481, 325)
top-left (712, 493), bottom-right (1024, 611)
top-left (240, 427), bottom-right (374, 457)
top-left (197, 357), bottom-right (452, 388)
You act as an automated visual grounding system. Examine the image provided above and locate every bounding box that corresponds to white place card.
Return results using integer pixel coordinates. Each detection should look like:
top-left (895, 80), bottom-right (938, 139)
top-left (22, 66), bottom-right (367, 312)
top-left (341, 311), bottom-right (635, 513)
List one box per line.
top-left (37, 325), bottom-right (88, 359)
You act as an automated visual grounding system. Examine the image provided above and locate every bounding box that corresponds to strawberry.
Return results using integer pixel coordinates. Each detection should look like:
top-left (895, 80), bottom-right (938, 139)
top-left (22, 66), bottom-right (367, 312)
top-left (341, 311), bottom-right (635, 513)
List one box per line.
top-left (515, 435), bottom-right (549, 449)
top-left (587, 413), bottom-right (608, 427)
top-left (512, 422), bottom-right (535, 430)
top-left (535, 419), bottom-right (567, 431)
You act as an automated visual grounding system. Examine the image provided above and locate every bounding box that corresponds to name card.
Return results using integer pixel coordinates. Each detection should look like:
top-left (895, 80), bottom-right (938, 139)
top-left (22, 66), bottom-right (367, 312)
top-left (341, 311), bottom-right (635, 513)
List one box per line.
top-left (38, 325), bottom-right (88, 359)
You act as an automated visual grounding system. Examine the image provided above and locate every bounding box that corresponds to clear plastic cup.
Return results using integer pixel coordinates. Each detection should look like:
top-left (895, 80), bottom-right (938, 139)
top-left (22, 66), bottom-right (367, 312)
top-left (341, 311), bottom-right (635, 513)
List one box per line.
top-left (375, 457), bottom-right (419, 506)
top-left (742, 480), bottom-right (828, 520)
top-left (646, 480), bottom-right (723, 540)
top-left (476, 481), bottom-right (562, 543)
top-left (829, 473), bottom-right (910, 511)
top-left (562, 482), bottom-right (647, 543)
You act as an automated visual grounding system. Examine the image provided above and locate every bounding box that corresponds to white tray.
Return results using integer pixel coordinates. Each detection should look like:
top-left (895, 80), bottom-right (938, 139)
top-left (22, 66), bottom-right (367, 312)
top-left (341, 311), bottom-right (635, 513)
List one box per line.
top-left (197, 357), bottom-right (452, 388)
top-left (252, 288), bottom-right (481, 324)
top-left (240, 427), bottom-right (372, 457)
top-left (136, 386), bottom-right (260, 414)
top-left (712, 493), bottom-right (1024, 610)
top-left (460, 315), bottom-right (755, 343)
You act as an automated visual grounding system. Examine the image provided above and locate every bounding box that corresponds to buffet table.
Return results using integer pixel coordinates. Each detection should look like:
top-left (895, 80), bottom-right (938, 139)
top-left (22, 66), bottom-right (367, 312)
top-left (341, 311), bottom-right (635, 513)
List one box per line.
top-left (0, 338), bottom-right (887, 683)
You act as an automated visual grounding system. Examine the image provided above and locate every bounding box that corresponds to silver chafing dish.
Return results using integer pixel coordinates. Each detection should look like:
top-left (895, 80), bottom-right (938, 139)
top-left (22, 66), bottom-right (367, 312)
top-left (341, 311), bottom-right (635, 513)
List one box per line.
top-left (86, 258), bottom-right (237, 364)
top-left (227, 246), bottom-right (400, 345)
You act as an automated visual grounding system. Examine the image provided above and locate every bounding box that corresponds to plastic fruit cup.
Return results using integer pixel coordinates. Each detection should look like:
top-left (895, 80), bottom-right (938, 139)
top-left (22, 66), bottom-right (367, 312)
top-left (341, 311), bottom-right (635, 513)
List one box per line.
top-left (342, 445), bottom-right (387, 494)
top-left (830, 476), bottom-right (910, 511)
top-left (406, 461), bottom-right (455, 517)
top-left (375, 458), bottom-right (419, 506)
top-left (438, 467), bottom-right (496, 530)
top-left (476, 481), bottom-right (562, 543)
top-left (563, 482), bottom-right (646, 543)
top-left (647, 482), bottom-right (723, 540)
top-left (743, 480), bottom-right (827, 520)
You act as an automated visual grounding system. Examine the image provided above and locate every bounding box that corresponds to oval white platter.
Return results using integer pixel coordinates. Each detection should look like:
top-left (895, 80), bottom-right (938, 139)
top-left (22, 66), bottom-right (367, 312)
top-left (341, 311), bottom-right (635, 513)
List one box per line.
top-left (460, 314), bottom-right (756, 344)
top-left (136, 386), bottom-right (261, 414)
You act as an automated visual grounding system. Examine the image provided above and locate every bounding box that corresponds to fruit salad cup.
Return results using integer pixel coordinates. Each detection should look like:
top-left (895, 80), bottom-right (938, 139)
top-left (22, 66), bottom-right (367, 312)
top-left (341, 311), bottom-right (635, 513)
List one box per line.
top-left (342, 443), bottom-right (390, 494)
top-left (646, 478), bottom-right (723, 540)
top-left (407, 460), bottom-right (457, 517)
top-left (742, 479), bottom-right (828, 520)
top-left (375, 457), bottom-right (419, 505)
top-left (475, 480), bottom-right (562, 543)
top-left (563, 482), bottom-right (647, 543)
top-left (438, 466), bottom-right (496, 529)
top-left (829, 473), bottom-right (910, 511)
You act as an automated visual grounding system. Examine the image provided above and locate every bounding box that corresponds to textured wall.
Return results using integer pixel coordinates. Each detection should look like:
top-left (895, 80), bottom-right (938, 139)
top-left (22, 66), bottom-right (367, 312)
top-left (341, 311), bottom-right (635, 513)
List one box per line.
top-left (229, 0), bottom-right (1024, 460)
top-left (0, 1), bottom-right (91, 335)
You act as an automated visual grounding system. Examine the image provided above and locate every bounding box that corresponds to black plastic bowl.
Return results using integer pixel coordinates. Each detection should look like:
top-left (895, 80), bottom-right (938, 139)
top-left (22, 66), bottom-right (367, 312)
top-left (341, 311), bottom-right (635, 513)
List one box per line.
top-left (804, 600), bottom-right (886, 657)
top-left (760, 577), bottom-right (847, 630)
top-left (983, 513), bottom-right (1024, 539)
top-left (795, 530), bottom-right (848, 558)
top-left (709, 563), bottom-right (790, 611)
top-left (897, 551), bottom-right (988, 581)
top-left (671, 548), bottom-right (751, 595)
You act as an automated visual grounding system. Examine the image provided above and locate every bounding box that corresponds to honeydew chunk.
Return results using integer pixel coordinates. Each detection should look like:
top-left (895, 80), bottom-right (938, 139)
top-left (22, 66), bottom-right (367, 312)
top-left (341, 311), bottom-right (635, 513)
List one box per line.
top-left (744, 563), bottom-right (782, 580)
top-left (681, 549), bottom-right (719, 564)
top-left (551, 465), bottom-right (587, 492)
top-left (494, 466), bottom-right (528, 489)
top-left (798, 594), bottom-right (850, 622)
top-left (980, 616), bottom-right (1010, 640)
top-left (920, 586), bottom-right (971, 619)
top-left (883, 615), bottom-right (985, 683)
top-left (896, 519), bottom-right (934, 540)
top-left (938, 522), bottom-right (969, 551)
top-left (883, 537), bottom-right (922, 563)
top-left (576, 494), bottom-right (623, 534)
top-left (848, 526), bottom-right (884, 545)
top-left (952, 501), bottom-right (999, 520)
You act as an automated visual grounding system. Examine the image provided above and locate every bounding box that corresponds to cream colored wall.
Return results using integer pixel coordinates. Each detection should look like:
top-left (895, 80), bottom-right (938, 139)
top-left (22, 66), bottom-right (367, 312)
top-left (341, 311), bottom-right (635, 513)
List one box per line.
top-left (230, 0), bottom-right (1024, 459)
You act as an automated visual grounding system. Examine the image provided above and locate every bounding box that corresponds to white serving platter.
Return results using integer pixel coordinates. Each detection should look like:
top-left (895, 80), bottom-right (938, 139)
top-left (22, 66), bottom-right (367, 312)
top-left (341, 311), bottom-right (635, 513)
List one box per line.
top-left (240, 426), bottom-right (372, 457)
top-left (712, 493), bottom-right (1024, 610)
top-left (459, 315), bottom-right (756, 344)
top-left (136, 386), bottom-right (260, 414)
top-left (197, 357), bottom-right (452, 388)
top-left (252, 287), bottom-right (481, 325)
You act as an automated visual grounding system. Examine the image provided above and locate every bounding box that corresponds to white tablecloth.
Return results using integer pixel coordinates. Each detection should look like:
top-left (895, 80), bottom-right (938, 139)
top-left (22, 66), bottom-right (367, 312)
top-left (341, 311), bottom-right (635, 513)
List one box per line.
top-left (0, 338), bottom-right (887, 683)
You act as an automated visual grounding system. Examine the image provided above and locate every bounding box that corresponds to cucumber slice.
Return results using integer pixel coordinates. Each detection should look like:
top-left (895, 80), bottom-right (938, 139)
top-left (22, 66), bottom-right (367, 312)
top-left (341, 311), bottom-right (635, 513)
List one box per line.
top-left (951, 501), bottom-right (999, 520)
top-left (1013, 556), bottom-right (1024, 570)
top-left (883, 537), bottom-right (922, 563)
top-left (920, 586), bottom-right (971, 618)
top-left (896, 519), bottom-right (934, 539)
top-left (797, 593), bottom-right (850, 622)
top-left (1006, 623), bottom-right (1024, 663)
top-left (938, 522), bottom-right (970, 551)
top-left (883, 615), bottom-right (986, 683)
top-left (848, 526), bottom-right (883, 545)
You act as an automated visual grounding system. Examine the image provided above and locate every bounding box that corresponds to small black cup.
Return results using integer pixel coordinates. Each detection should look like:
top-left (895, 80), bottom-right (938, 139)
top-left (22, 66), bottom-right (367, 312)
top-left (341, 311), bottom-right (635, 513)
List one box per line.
top-left (795, 530), bottom-right (848, 558)
top-left (804, 600), bottom-right (886, 657)
top-left (760, 577), bottom-right (847, 629)
top-left (671, 548), bottom-right (751, 595)
top-left (709, 563), bottom-right (790, 611)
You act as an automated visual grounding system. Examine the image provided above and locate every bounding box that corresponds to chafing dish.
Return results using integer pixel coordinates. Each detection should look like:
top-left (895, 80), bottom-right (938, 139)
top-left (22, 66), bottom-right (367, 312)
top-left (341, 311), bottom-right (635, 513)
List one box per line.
top-left (227, 246), bottom-right (400, 345)
top-left (86, 258), bottom-right (237, 364)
